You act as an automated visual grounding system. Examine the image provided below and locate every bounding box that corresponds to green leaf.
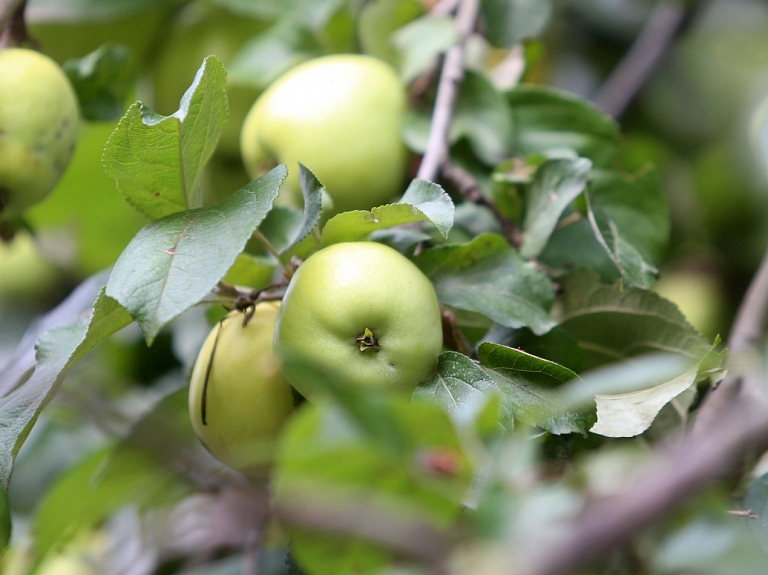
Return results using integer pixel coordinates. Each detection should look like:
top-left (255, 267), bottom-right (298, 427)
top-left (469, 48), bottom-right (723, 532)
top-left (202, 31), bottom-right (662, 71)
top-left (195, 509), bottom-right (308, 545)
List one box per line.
top-left (0, 290), bottom-right (132, 489)
top-left (519, 157), bottom-right (592, 259)
top-left (393, 14), bottom-right (457, 82)
top-left (507, 85), bottom-right (620, 167)
top-left (585, 193), bottom-right (658, 289)
top-left (403, 72), bottom-right (513, 166)
top-left (557, 270), bottom-right (714, 371)
top-left (358, 0), bottom-right (424, 67)
top-left (452, 71), bottom-right (514, 165)
top-left (0, 488), bottom-right (11, 554)
top-left (320, 180), bottom-right (454, 246)
top-left (480, 0), bottom-right (554, 47)
top-left (478, 343), bottom-right (595, 435)
top-left (63, 42), bottom-right (135, 121)
top-left (414, 351), bottom-right (514, 430)
top-left (228, 20), bottom-right (318, 89)
top-left (274, 400), bottom-right (471, 575)
top-left (414, 233), bottom-right (556, 335)
top-left (102, 55), bottom-right (228, 220)
top-left (539, 167), bottom-right (669, 286)
top-left (106, 166), bottom-right (286, 344)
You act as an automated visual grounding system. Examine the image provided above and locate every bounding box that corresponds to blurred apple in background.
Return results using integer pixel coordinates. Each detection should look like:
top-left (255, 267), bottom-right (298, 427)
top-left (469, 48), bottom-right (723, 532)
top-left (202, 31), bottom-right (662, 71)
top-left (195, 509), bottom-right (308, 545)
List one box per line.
top-left (653, 266), bottom-right (727, 340)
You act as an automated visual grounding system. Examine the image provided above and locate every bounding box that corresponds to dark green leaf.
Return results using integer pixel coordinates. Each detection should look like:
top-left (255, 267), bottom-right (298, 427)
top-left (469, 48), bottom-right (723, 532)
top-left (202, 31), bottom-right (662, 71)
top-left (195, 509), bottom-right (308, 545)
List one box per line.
top-left (478, 343), bottom-right (595, 435)
top-left (414, 233), bottom-right (556, 335)
top-left (321, 180), bottom-right (454, 245)
top-left (539, 167), bottom-right (669, 286)
top-left (403, 72), bottom-right (513, 166)
top-left (481, 0), bottom-right (554, 47)
top-left (557, 270), bottom-right (714, 371)
top-left (64, 42), bottom-right (135, 121)
top-left (0, 489), bottom-right (10, 554)
top-left (585, 193), bottom-right (658, 289)
top-left (452, 71), bottom-right (514, 165)
top-left (520, 157), bottom-right (592, 259)
top-left (507, 85), bottom-right (620, 167)
top-left (102, 55), bottom-right (228, 220)
top-left (414, 351), bottom-right (514, 430)
top-left (106, 166), bottom-right (286, 344)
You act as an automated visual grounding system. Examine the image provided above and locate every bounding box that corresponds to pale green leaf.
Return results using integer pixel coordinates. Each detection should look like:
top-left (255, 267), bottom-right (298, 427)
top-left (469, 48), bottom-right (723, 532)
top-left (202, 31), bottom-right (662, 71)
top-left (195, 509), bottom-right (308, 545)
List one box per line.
top-left (102, 55), bottom-right (228, 219)
top-left (393, 14), bottom-right (457, 82)
top-left (321, 179), bottom-right (454, 246)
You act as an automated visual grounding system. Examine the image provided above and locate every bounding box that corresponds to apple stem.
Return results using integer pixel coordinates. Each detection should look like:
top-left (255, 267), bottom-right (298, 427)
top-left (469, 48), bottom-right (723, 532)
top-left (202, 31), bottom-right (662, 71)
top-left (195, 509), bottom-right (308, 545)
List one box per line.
top-left (0, 0), bottom-right (28, 48)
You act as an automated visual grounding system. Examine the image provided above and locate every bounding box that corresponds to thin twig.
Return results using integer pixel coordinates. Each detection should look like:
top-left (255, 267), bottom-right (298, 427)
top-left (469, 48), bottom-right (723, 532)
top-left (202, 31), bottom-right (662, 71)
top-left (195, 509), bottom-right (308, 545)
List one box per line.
top-left (440, 162), bottom-right (521, 247)
top-left (592, 0), bottom-right (687, 118)
top-left (0, 0), bottom-right (27, 47)
top-left (416, 0), bottom-right (481, 182)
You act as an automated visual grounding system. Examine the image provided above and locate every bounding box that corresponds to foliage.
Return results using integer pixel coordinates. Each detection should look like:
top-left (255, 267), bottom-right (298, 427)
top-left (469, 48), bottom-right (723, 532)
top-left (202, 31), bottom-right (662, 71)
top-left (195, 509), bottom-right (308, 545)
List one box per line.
top-left (2, 0), bottom-right (768, 574)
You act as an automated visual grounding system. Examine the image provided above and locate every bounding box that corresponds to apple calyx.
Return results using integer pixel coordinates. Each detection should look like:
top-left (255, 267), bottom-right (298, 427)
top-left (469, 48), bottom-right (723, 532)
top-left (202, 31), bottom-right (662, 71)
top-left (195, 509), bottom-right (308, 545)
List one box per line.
top-left (356, 327), bottom-right (380, 352)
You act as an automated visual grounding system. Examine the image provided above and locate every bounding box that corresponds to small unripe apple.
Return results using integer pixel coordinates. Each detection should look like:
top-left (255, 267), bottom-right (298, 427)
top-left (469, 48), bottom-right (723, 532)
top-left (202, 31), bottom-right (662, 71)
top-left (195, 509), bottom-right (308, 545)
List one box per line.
top-left (240, 54), bottom-right (409, 214)
top-left (188, 303), bottom-right (295, 474)
top-left (274, 242), bottom-right (443, 397)
top-left (0, 48), bottom-right (79, 221)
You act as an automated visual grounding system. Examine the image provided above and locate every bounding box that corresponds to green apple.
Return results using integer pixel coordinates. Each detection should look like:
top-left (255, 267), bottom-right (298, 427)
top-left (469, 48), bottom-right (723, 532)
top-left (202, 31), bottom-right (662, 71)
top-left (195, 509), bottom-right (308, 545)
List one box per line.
top-left (188, 302), bottom-right (295, 474)
top-left (274, 241), bottom-right (443, 396)
top-left (240, 54), bottom-right (409, 214)
top-left (0, 48), bottom-right (79, 221)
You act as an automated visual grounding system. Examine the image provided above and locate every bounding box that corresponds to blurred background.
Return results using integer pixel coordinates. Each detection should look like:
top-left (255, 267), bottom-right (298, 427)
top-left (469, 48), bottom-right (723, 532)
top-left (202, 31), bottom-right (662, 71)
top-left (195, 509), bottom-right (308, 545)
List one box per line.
top-left (2, 0), bottom-right (768, 572)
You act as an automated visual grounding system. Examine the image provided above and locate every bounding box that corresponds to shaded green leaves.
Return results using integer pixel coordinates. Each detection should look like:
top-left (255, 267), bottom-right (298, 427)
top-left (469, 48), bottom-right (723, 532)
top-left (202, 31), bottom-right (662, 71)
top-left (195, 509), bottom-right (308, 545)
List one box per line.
top-left (481, 0), bottom-right (554, 47)
top-left (415, 345), bottom-right (596, 435)
top-left (415, 233), bottom-right (556, 335)
top-left (102, 55), bottom-right (228, 220)
top-left (507, 85), bottom-right (620, 166)
top-left (404, 72), bottom-right (513, 166)
top-left (106, 167), bottom-right (286, 344)
top-left (33, 390), bottom-right (192, 556)
top-left (274, 399), bottom-right (471, 575)
top-left (540, 168), bottom-right (668, 288)
top-left (0, 290), bottom-right (132, 489)
top-left (393, 14), bottom-right (457, 83)
top-left (64, 43), bottom-right (135, 121)
top-left (520, 157), bottom-right (592, 259)
top-left (321, 179), bottom-right (454, 245)
top-left (557, 270), bottom-right (714, 371)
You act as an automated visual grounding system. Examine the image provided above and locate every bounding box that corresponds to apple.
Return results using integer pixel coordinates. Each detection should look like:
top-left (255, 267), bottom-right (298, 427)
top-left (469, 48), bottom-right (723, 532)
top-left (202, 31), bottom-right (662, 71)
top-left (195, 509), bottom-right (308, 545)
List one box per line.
top-left (0, 48), bottom-right (79, 221)
top-left (653, 269), bottom-right (726, 339)
top-left (240, 54), bottom-right (409, 214)
top-left (274, 241), bottom-right (443, 396)
top-left (188, 302), bottom-right (295, 474)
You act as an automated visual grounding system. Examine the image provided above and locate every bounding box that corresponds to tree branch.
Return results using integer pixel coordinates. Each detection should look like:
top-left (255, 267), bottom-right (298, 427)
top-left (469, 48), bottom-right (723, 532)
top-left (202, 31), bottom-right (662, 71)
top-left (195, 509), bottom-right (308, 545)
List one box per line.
top-left (592, 0), bottom-right (687, 119)
top-left (524, 238), bottom-right (768, 575)
top-left (416, 0), bottom-right (481, 182)
top-left (0, 0), bottom-right (28, 48)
